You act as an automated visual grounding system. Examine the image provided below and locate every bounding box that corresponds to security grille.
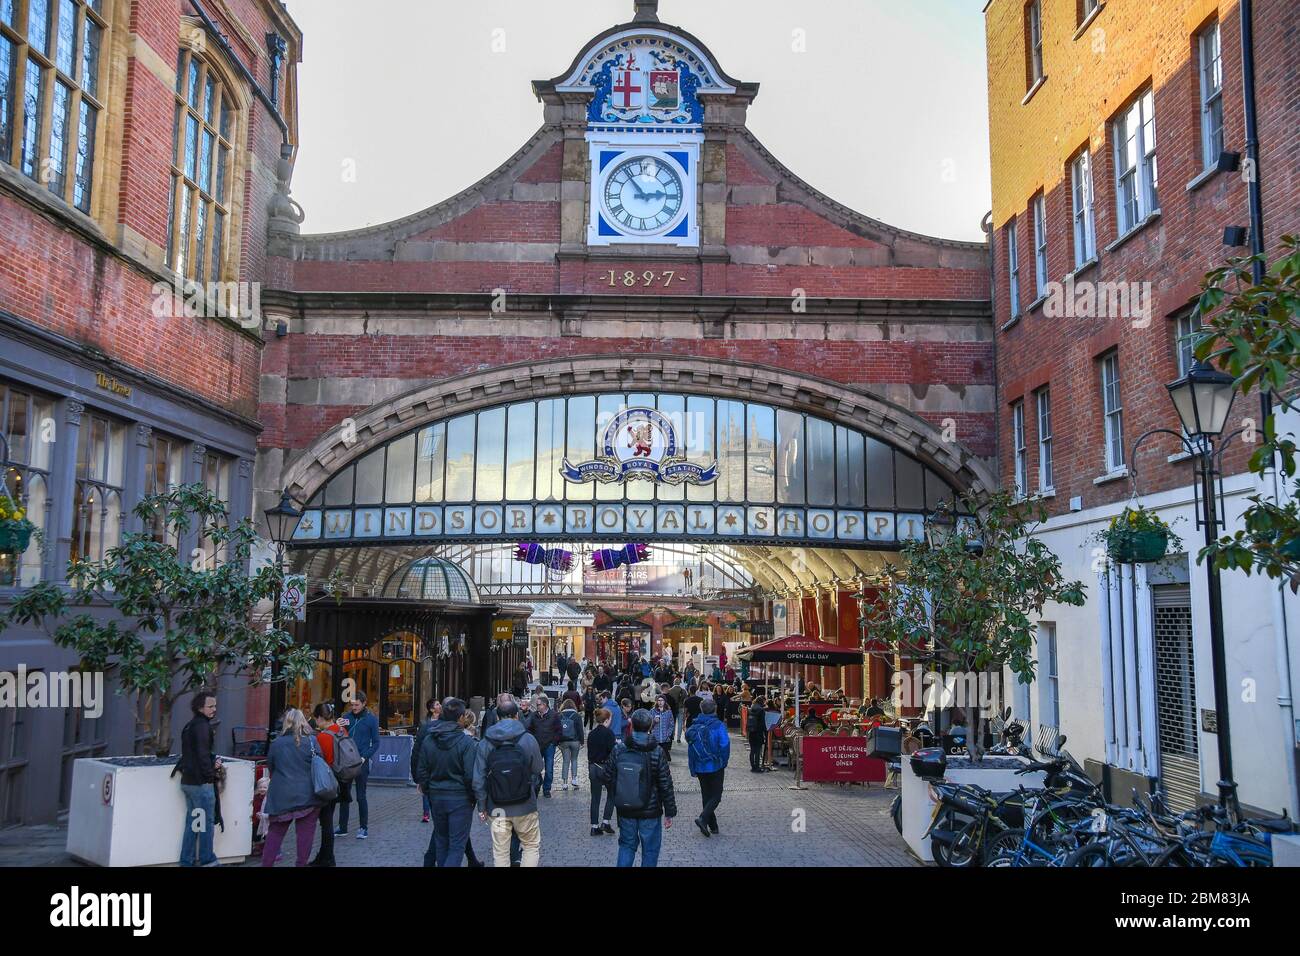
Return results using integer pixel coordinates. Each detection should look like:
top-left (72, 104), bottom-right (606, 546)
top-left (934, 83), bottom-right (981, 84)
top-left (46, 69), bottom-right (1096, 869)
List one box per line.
top-left (1153, 586), bottom-right (1200, 811)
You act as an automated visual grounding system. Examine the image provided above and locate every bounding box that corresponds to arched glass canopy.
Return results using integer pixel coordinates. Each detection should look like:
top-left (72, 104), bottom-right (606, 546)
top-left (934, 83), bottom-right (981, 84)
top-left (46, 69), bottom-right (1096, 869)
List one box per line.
top-left (382, 556), bottom-right (480, 603)
top-left (291, 392), bottom-right (971, 549)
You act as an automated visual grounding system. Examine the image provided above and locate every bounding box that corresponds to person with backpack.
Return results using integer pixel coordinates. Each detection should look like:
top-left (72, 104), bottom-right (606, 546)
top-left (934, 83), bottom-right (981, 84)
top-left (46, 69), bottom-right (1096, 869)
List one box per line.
top-left (175, 690), bottom-right (221, 867)
top-left (336, 692), bottom-right (378, 839)
top-left (592, 709), bottom-right (676, 867)
top-left (586, 707), bottom-right (617, 836)
top-left (262, 709), bottom-right (323, 867)
top-left (557, 699), bottom-right (585, 790)
top-left (415, 697), bottom-right (479, 867)
top-left (685, 698), bottom-right (730, 837)
top-left (308, 702), bottom-right (346, 866)
top-left (472, 696), bottom-right (544, 867)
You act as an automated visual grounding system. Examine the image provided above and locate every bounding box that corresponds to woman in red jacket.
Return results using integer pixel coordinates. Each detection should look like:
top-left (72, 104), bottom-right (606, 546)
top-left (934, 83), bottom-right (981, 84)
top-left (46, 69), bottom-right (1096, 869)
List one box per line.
top-left (309, 702), bottom-right (344, 867)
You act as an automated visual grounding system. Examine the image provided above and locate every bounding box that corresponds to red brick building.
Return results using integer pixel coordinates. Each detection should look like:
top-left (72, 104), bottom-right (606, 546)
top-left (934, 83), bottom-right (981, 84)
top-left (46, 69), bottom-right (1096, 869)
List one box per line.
top-left (0, 0), bottom-right (301, 825)
top-left (985, 0), bottom-right (1300, 814)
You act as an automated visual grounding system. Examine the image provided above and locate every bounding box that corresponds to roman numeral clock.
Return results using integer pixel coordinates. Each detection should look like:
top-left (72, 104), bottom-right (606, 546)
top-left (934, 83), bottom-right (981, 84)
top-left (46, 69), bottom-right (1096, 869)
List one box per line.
top-left (553, 30), bottom-right (736, 248)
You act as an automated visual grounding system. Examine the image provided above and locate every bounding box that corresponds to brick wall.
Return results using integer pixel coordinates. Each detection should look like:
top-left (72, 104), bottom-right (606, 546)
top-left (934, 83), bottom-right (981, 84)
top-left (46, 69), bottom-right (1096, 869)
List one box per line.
top-left (985, 0), bottom-right (1300, 513)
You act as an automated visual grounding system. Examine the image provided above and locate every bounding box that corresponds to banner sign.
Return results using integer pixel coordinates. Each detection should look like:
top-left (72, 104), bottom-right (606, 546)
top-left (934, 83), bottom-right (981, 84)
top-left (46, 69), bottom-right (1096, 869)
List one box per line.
top-left (799, 736), bottom-right (888, 784)
top-left (739, 621), bottom-right (775, 635)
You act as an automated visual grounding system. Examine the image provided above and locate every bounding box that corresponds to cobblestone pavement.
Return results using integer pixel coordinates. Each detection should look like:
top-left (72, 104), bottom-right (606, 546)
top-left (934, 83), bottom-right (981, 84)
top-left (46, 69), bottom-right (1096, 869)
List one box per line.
top-left (0, 734), bottom-right (920, 868)
top-left (298, 738), bottom-right (919, 868)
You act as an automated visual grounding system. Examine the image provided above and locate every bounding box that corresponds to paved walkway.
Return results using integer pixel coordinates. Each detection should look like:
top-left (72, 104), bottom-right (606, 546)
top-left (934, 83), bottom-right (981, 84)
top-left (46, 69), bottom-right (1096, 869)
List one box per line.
top-left (0, 734), bottom-right (920, 868)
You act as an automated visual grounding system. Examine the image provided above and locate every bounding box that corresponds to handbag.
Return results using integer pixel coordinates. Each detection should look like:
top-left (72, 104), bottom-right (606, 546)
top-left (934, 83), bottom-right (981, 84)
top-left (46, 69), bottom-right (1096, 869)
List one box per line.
top-left (309, 738), bottom-right (339, 803)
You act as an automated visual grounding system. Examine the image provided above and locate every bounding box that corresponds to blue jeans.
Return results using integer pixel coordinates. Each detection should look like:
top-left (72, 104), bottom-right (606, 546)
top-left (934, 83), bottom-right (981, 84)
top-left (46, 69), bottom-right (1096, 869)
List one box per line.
top-left (617, 816), bottom-right (663, 867)
top-left (539, 743), bottom-right (556, 795)
top-left (426, 794), bottom-right (474, 867)
top-left (179, 783), bottom-right (217, 866)
top-left (338, 761), bottom-right (369, 830)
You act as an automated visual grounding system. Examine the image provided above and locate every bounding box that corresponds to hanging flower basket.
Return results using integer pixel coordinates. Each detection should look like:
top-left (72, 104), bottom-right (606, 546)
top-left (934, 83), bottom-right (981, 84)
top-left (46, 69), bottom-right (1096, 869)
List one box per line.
top-left (1096, 506), bottom-right (1178, 564)
top-left (0, 496), bottom-right (35, 554)
top-left (1107, 529), bottom-right (1170, 563)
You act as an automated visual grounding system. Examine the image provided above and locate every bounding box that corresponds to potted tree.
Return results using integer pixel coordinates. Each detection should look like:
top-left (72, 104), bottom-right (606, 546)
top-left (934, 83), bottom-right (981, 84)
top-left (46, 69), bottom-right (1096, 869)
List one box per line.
top-left (0, 484), bottom-right (316, 865)
top-left (864, 493), bottom-right (1087, 859)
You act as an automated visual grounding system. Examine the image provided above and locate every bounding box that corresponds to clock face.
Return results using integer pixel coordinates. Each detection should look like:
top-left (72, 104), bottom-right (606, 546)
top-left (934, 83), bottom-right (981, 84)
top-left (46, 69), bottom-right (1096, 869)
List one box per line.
top-left (603, 156), bottom-right (685, 234)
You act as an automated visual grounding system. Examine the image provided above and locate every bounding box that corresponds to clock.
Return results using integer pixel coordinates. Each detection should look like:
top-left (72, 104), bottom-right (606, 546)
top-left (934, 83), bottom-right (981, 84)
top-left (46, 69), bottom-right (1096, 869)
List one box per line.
top-left (601, 155), bottom-right (685, 235)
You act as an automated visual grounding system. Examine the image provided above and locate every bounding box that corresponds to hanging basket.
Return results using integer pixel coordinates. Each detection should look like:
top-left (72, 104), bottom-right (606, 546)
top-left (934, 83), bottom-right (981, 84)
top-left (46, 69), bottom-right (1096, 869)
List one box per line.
top-left (1107, 529), bottom-right (1169, 563)
top-left (0, 519), bottom-right (34, 553)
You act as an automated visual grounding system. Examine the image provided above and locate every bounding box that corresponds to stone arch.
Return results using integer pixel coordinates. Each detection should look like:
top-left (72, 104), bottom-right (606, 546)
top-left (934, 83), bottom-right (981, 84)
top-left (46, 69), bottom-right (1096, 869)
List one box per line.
top-left (277, 353), bottom-right (996, 505)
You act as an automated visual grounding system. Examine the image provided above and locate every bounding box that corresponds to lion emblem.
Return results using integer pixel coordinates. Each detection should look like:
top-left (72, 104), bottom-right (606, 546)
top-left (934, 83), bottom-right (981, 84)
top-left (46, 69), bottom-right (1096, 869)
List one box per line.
top-left (626, 422), bottom-right (654, 458)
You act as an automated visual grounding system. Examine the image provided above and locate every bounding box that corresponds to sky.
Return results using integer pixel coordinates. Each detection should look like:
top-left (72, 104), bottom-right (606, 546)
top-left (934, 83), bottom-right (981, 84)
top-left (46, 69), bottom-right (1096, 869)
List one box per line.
top-left (281, 0), bottom-right (992, 242)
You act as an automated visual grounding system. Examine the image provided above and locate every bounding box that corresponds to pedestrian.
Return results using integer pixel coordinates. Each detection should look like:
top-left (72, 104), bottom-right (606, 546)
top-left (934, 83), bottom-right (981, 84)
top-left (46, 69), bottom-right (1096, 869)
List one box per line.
top-left (587, 707), bottom-right (617, 836)
top-left (650, 695), bottom-right (675, 760)
top-left (309, 702), bottom-right (344, 866)
top-left (414, 698), bottom-right (442, 823)
top-left (561, 679), bottom-right (583, 712)
top-left (526, 693), bottom-right (562, 797)
top-left (592, 709), bottom-right (677, 867)
top-left (414, 697), bottom-right (479, 867)
top-left (748, 696), bottom-right (768, 772)
top-left (669, 679), bottom-right (687, 742)
top-left (459, 709), bottom-right (486, 867)
top-left (472, 695), bottom-right (545, 867)
top-left (511, 662), bottom-right (528, 700)
top-left (593, 665), bottom-right (612, 696)
top-left (582, 667), bottom-right (597, 729)
top-left (683, 682), bottom-right (703, 731)
top-left (262, 709), bottom-right (323, 868)
top-left (175, 689), bottom-right (221, 867)
top-left (336, 691), bottom-right (378, 839)
top-left (685, 698), bottom-right (730, 837)
top-left (557, 698), bottom-right (584, 790)
top-left (619, 699), bottom-right (634, 741)
top-left (566, 655), bottom-right (581, 683)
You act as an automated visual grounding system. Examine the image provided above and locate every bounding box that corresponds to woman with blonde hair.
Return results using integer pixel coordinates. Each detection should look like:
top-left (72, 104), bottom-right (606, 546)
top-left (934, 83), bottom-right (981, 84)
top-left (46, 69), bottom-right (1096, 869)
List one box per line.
top-left (262, 708), bottom-right (324, 867)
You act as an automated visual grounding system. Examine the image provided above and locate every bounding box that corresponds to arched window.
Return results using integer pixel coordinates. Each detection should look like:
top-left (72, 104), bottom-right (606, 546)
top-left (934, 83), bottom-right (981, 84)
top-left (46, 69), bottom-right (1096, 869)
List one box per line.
top-left (165, 43), bottom-right (235, 281)
top-left (0, 0), bottom-right (110, 212)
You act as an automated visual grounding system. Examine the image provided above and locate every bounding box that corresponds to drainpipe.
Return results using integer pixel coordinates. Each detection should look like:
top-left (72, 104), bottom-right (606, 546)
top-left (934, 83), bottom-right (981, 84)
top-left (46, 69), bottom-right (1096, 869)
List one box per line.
top-left (1239, 0), bottom-right (1298, 815)
top-left (186, 0), bottom-right (291, 146)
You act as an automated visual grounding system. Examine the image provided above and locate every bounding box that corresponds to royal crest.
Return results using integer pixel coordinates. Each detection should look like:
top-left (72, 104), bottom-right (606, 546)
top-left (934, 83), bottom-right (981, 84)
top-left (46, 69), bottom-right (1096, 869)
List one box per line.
top-left (560, 407), bottom-right (718, 485)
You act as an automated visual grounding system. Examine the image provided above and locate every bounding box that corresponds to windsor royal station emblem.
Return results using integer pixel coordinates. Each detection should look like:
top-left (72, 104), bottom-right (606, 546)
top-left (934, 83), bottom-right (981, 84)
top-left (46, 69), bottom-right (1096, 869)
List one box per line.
top-left (560, 407), bottom-right (718, 485)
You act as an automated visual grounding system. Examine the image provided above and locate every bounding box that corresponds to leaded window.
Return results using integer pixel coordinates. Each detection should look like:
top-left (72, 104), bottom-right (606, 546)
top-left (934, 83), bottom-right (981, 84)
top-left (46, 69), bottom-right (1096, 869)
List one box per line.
top-left (70, 409), bottom-right (124, 570)
top-left (0, 379), bottom-right (54, 586)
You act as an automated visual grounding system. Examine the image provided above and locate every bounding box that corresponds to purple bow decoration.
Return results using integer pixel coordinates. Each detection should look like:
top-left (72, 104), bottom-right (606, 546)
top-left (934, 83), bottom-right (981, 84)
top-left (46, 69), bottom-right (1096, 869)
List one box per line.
top-left (590, 543), bottom-right (651, 572)
top-left (513, 543), bottom-right (574, 572)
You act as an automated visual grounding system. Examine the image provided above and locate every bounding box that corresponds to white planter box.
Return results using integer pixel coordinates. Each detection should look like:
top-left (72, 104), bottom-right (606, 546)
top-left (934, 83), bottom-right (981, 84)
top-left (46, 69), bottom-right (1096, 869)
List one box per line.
top-left (66, 756), bottom-right (256, 867)
top-left (901, 755), bottom-right (1044, 862)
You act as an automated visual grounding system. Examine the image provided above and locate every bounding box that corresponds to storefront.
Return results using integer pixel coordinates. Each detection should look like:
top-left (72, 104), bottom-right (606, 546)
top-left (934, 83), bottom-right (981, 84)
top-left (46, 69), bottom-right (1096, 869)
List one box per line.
top-left (593, 619), bottom-right (654, 669)
top-left (280, 558), bottom-right (530, 726)
top-left (514, 601), bottom-right (595, 680)
top-left (0, 317), bottom-right (259, 826)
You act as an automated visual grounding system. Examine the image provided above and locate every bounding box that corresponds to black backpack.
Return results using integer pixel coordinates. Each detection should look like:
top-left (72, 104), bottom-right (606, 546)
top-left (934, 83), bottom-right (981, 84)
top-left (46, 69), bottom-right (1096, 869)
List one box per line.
top-left (560, 711), bottom-right (579, 742)
top-left (613, 748), bottom-right (653, 813)
top-left (485, 740), bottom-right (532, 806)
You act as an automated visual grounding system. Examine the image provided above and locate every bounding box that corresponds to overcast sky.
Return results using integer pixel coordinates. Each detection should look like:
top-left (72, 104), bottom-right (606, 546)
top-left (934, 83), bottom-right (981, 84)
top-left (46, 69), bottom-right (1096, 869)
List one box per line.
top-left (281, 0), bottom-right (991, 242)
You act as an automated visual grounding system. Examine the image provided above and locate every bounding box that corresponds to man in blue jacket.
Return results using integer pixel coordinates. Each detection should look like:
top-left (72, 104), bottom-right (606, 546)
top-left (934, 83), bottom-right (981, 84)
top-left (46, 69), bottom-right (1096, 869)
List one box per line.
top-left (684, 698), bottom-right (730, 837)
top-left (338, 691), bottom-right (379, 839)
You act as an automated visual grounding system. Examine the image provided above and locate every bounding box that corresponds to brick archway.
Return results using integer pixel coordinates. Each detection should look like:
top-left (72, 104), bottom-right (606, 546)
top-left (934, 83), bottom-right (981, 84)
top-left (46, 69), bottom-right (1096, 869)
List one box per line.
top-left (275, 353), bottom-right (995, 505)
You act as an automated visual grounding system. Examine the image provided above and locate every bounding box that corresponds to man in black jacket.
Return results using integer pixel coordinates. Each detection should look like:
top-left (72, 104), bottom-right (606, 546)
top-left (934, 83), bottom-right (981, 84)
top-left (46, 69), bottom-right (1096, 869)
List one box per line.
top-left (527, 695), bottom-right (563, 797)
top-left (594, 709), bottom-right (676, 867)
top-left (747, 697), bottom-right (769, 772)
top-left (414, 697), bottom-right (478, 867)
top-left (176, 691), bottom-right (221, 867)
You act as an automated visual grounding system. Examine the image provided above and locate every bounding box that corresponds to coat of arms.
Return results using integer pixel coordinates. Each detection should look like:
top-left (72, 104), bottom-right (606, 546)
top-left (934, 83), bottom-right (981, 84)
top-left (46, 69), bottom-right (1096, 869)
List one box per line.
top-left (560, 407), bottom-right (718, 485)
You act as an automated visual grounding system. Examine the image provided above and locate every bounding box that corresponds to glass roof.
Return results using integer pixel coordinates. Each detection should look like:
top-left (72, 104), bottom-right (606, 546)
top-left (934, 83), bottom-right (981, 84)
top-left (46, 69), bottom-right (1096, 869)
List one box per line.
top-left (382, 556), bottom-right (480, 603)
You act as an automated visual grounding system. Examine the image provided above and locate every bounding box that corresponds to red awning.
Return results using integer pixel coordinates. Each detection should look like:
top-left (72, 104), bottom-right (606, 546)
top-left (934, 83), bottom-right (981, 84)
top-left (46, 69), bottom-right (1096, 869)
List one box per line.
top-left (734, 633), bottom-right (863, 667)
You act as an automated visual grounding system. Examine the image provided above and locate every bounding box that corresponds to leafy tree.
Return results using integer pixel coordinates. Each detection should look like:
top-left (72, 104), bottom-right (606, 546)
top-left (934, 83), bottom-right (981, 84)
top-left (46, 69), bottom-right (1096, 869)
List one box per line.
top-left (1194, 235), bottom-right (1300, 591)
top-left (0, 484), bottom-right (316, 755)
top-left (865, 492), bottom-right (1086, 761)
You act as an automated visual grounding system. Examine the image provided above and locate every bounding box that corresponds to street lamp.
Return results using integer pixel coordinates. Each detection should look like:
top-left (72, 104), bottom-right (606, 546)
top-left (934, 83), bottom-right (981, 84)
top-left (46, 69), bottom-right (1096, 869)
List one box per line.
top-left (262, 489), bottom-right (301, 745)
top-left (1165, 359), bottom-right (1239, 814)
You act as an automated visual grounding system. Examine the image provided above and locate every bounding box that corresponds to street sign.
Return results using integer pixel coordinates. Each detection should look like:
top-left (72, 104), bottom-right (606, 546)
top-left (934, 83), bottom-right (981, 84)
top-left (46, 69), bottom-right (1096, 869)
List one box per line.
top-left (280, 574), bottom-right (307, 621)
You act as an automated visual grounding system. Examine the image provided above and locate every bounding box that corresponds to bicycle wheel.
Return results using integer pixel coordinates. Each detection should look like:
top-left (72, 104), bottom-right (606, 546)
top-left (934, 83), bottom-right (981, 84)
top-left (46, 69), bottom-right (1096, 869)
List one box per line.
top-left (1154, 835), bottom-right (1210, 867)
top-left (1065, 842), bottom-right (1112, 867)
top-left (934, 817), bottom-right (982, 868)
top-left (983, 828), bottom-right (1026, 867)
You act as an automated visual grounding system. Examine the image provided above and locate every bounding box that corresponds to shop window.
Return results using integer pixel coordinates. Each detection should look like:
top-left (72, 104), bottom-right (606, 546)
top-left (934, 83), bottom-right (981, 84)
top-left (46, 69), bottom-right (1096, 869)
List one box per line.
top-left (145, 431), bottom-right (185, 547)
top-left (0, 380), bottom-right (55, 587)
top-left (70, 409), bottom-right (125, 575)
top-left (201, 449), bottom-right (230, 564)
top-left (0, 0), bottom-right (110, 213)
top-left (287, 650), bottom-right (333, 716)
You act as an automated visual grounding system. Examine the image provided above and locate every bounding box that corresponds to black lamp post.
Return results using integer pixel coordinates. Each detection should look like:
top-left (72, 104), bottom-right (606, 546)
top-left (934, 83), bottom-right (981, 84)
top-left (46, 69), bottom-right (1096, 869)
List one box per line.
top-left (262, 489), bottom-right (301, 743)
top-left (1165, 360), bottom-right (1240, 814)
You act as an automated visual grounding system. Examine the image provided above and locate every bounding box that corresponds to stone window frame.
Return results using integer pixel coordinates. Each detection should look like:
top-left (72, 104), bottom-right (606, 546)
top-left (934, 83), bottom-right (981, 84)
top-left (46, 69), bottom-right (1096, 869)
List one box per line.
top-left (164, 20), bottom-right (250, 285)
top-left (0, 0), bottom-right (112, 213)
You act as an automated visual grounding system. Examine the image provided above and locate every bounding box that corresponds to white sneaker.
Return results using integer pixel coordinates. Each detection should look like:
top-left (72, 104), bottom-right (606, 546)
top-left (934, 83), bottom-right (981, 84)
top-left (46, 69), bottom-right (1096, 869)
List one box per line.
top-left (560, 783), bottom-right (569, 791)
top-left (570, 779), bottom-right (580, 789)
